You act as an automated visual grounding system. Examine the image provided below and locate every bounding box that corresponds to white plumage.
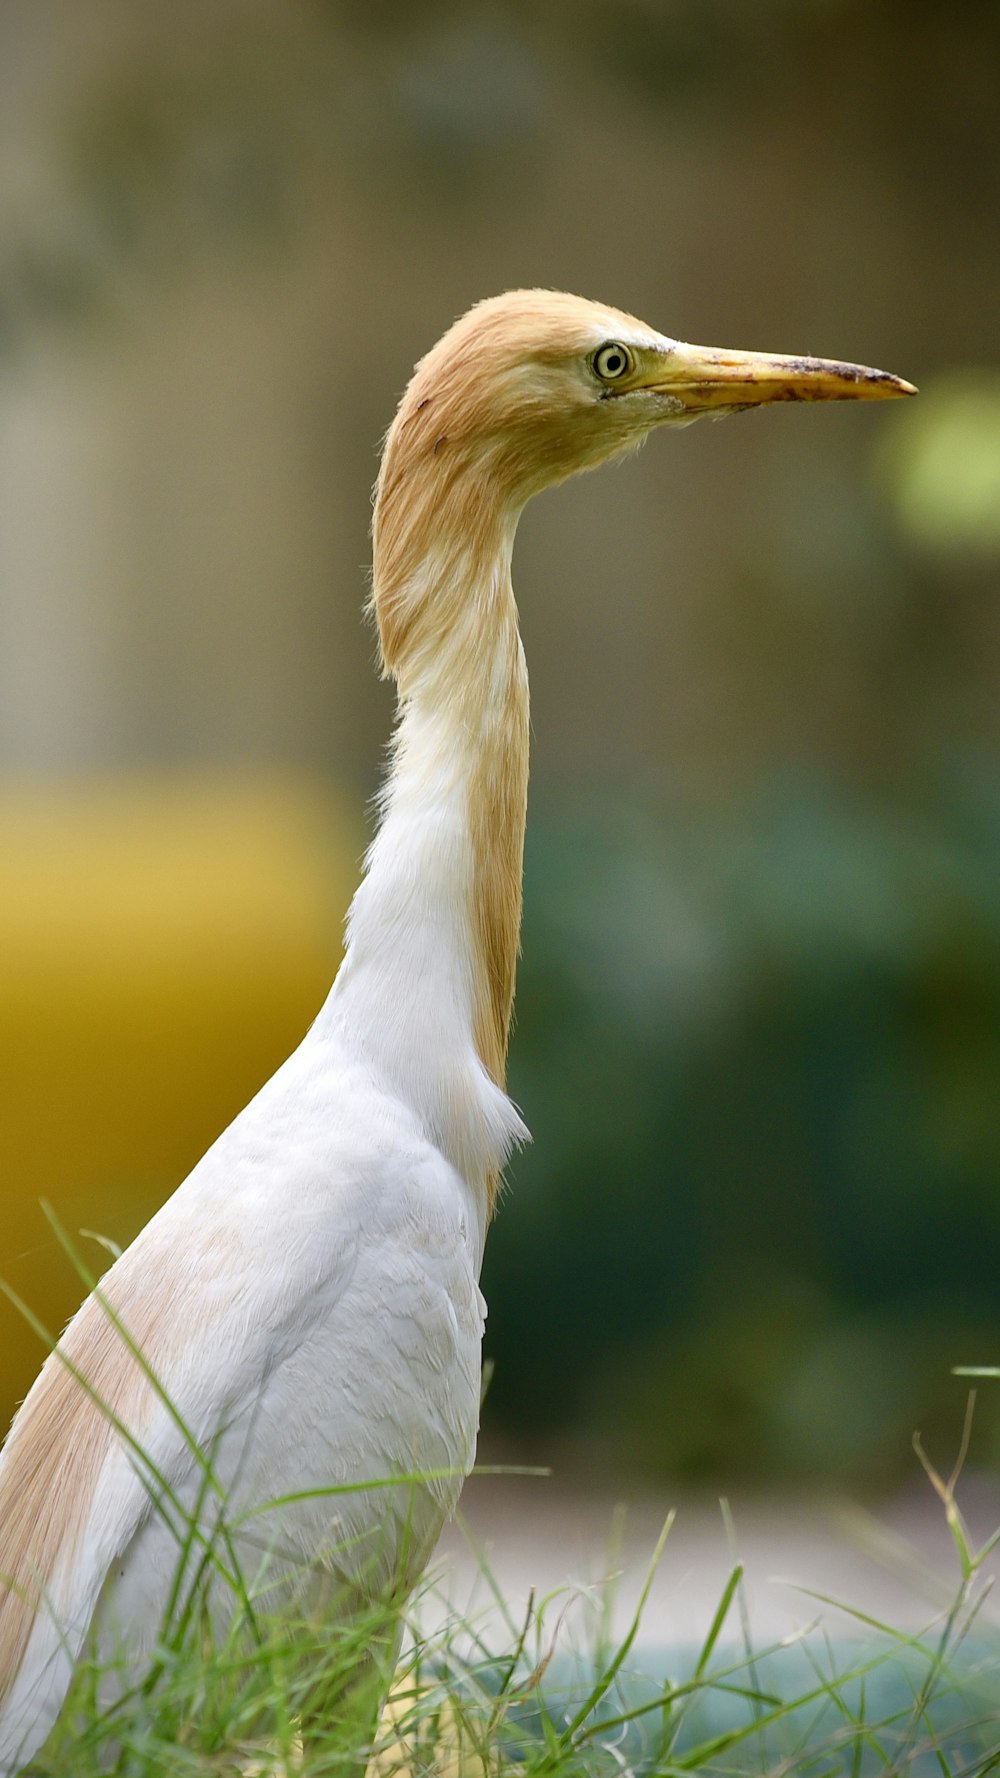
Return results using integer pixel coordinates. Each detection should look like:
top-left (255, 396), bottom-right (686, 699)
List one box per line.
top-left (1, 1006), bottom-right (499, 1763)
top-left (0, 290), bottom-right (912, 1772)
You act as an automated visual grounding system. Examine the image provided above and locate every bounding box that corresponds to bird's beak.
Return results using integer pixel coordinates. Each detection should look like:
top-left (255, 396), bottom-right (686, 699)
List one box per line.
top-left (641, 341), bottom-right (917, 411)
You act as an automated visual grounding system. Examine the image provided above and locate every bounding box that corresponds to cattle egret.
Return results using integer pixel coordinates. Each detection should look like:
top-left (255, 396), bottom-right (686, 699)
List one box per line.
top-left (0, 290), bottom-right (914, 1771)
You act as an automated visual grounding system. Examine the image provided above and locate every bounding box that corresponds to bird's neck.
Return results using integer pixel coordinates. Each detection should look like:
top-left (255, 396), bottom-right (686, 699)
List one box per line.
top-left (323, 514), bottom-right (530, 1207)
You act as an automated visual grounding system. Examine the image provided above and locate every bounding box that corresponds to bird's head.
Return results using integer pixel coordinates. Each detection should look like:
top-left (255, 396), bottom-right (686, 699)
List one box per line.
top-left (372, 289), bottom-right (914, 671)
top-left (379, 288), bottom-right (915, 508)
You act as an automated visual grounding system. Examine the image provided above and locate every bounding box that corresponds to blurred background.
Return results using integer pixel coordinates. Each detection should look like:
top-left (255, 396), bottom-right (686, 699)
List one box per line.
top-left (2, 0), bottom-right (999, 1506)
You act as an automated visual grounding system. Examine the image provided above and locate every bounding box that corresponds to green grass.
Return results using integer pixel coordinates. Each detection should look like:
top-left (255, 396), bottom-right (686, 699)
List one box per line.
top-left (21, 1447), bottom-right (1000, 1778)
top-left (7, 1223), bottom-right (1000, 1776)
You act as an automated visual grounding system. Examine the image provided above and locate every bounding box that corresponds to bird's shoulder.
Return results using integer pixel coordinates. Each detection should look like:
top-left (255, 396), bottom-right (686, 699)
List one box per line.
top-left (152, 1028), bottom-right (484, 1273)
top-left (106, 1040), bottom-right (479, 1402)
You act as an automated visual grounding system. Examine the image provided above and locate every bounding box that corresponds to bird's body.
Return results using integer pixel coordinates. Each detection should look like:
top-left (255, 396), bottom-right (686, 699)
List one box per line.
top-left (0, 1043), bottom-right (489, 1763)
top-left (0, 290), bottom-right (912, 1772)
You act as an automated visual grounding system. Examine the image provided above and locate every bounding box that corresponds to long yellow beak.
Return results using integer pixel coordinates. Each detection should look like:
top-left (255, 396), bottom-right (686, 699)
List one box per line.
top-left (644, 341), bottom-right (917, 410)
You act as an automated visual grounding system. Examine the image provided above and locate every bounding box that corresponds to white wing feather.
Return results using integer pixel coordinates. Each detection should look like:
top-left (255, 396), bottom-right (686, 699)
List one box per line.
top-left (0, 1028), bottom-right (485, 1772)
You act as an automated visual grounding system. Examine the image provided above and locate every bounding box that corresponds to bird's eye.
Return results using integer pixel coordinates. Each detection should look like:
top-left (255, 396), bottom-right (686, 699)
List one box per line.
top-left (593, 342), bottom-right (633, 382)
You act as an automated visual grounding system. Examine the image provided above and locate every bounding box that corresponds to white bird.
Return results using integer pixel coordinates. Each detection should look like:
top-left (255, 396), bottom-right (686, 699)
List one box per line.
top-left (0, 290), bottom-right (914, 1771)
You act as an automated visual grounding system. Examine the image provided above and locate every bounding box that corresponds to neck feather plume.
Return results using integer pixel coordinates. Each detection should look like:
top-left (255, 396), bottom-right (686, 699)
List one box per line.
top-left (326, 393), bottom-right (530, 1208)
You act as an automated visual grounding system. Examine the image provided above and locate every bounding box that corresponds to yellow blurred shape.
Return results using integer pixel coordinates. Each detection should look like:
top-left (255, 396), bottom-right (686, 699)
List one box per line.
top-left (0, 773), bottom-right (361, 1430)
top-left (237, 1681), bottom-right (491, 1778)
top-left (877, 369), bottom-right (1000, 557)
top-left (368, 1681), bottom-right (492, 1778)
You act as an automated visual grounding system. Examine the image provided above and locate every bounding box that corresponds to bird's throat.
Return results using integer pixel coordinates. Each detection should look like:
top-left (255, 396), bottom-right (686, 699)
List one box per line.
top-left (328, 533), bottom-right (530, 1205)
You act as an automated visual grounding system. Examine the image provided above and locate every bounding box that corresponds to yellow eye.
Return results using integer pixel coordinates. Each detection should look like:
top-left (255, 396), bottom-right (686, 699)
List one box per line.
top-left (593, 342), bottom-right (633, 382)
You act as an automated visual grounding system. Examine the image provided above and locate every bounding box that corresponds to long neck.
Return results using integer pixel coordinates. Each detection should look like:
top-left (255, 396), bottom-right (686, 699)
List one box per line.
top-left (323, 508), bottom-right (530, 1206)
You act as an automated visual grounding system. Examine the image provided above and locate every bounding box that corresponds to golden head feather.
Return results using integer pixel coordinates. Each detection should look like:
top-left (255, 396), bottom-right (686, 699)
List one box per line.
top-left (372, 288), bottom-right (913, 674)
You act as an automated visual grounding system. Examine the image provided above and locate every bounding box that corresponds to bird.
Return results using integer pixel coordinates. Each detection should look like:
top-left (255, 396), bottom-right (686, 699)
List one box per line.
top-left (0, 290), bottom-right (914, 1771)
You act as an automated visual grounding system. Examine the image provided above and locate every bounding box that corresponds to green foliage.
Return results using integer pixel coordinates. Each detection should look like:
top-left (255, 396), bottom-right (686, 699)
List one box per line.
top-left (483, 773), bottom-right (1000, 1487)
top-left (879, 375), bottom-right (1000, 560)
